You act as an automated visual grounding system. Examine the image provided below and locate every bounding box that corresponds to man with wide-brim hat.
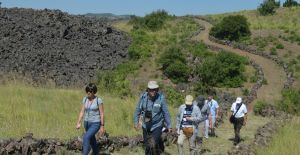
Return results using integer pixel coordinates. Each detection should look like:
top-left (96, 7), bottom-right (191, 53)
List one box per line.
top-left (133, 80), bottom-right (172, 155)
top-left (176, 95), bottom-right (203, 155)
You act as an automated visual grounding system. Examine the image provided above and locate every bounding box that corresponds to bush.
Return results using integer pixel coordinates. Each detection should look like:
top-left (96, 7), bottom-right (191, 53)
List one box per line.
top-left (195, 51), bottom-right (247, 88)
top-left (277, 89), bottom-right (300, 115)
top-left (210, 15), bottom-right (251, 41)
top-left (159, 47), bottom-right (190, 83)
top-left (254, 100), bottom-right (269, 115)
top-left (276, 43), bottom-right (285, 49)
top-left (163, 86), bottom-right (184, 107)
top-left (96, 62), bottom-right (139, 97)
top-left (283, 0), bottom-right (299, 7)
top-left (250, 75), bottom-right (258, 83)
top-left (242, 88), bottom-right (249, 96)
top-left (164, 61), bottom-right (190, 83)
top-left (129, 10), bottom-right (171, 31)
top-left (270, 47), bottom-right (277, 55)
top-left (258, 0), bottom-right (280, 16)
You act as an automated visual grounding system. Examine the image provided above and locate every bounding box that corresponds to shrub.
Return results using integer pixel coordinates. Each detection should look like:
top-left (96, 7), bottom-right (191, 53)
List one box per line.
top-left (194, 82), bottom-right (216, 95)
top-left (277, 88), bottom-right (300, 115)
top-left (195, 51), bottom-right (247, 88)
top-left (209, 15), bottom-right (251, 41)
top-left (270, 47), bottom-right (277, 55)
top-left (163, 86), bottom-right (184, 107)
top-left (262, 78), bottom-right (268, 85)
top-left (258, 0), bottom-right (280, 16)
top-left (242, 88), bottom-right (249, 96)
top-left (283, 0), bottom-right (299, 7)
top-left (164, 61), bottom-right (190, 83)
top-left (254, 100), bottom-right (268, 115)
top-left (276, 43), bottom-right (285, 49)
top-left (129, 10), bottom-right (171, 31)
top-left (159, 47), bottom-right (190, 83)
top-left (250, 75), bottom-right (258, 83)
top-left (128, 29), bottom-right (153, 59)
top-left (297, 55), bottom-right (300, 61)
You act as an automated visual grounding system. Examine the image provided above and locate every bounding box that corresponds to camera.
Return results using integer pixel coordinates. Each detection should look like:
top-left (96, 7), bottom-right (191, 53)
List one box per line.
top-left (144, 110), bottom-right (152, 122)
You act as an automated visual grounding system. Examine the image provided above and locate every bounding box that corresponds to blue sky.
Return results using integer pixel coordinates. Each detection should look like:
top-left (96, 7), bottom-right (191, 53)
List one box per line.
top-left (1, 0), bottom-right (299, 16)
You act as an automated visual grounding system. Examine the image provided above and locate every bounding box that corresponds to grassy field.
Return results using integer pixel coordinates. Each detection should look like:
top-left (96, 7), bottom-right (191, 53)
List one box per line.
top-left (0, 83), bottom-right (177, 139)
top-left (257, 117), bottom-right (300, 155)
top-left (207, 7), bottom-right (300, 31)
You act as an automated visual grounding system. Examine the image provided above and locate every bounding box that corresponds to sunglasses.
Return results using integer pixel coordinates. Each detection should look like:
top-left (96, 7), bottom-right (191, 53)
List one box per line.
top-left (148, 88), bottom-right (158, 92)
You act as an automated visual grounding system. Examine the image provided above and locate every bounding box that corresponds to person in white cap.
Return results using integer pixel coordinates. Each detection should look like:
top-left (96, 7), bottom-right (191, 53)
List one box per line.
top-left (230, 97), bottom-right (247, 145)
top-left (176, 95), bottom-right (202, 155)
top-left (133, 80), bottom-right (172, 155)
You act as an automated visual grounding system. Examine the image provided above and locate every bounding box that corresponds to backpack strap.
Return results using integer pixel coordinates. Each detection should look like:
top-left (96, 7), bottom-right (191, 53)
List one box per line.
top-left (96, 97), bottom-right (99, 106)
top-left (233, 103), bottom-right (243, 117)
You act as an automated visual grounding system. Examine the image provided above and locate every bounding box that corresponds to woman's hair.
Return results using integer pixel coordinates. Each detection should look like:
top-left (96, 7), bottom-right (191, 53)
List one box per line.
top-left (85, 83), bottom-right (97, 94)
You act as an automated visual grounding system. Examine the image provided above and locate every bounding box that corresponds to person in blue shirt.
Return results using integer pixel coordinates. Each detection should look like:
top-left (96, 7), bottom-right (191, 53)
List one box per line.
top-left (76, 83), bottom-right (105, 155)
top-left (207, 94), bottom-right (219, 137)
top-left (133, 81), bottom-right (172, 155)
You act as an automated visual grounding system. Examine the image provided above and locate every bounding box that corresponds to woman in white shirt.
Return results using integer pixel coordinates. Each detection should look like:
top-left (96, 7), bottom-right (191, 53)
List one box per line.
top-left (230, 97), bottom-right (247, 145)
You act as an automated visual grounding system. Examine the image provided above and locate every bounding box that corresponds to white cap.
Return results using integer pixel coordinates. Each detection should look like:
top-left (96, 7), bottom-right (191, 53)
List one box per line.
top-left (236, 97), bottom-right (242, 104)
top-left (147, 80), bottom-right (159, 89)
top-left (185, 95), bottom-right (193, 105)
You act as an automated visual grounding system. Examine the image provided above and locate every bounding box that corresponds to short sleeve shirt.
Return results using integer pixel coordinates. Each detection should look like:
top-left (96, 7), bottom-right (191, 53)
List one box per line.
top-left (82, 96), bottom-right (103, 122)
top-left (231, 102), bottom-right (247, 118)
top-left (208, 99), bottom-right (219, 117)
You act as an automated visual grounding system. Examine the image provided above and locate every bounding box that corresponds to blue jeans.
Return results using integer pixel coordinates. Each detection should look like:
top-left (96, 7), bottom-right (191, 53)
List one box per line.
top-left (83, 121), bottom-right (100, 155)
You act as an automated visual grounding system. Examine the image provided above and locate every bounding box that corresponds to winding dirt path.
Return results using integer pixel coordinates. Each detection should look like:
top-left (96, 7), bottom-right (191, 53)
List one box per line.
top-left (192, 19), bottom-right (286, 107)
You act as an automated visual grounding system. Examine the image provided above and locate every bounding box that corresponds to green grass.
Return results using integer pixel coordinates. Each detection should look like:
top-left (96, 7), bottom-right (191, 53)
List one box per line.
top-left (0, 83), bottom-right (178, 139)
top-left (257, 117), bottom-right (300, 155)
top-left (207, 7), bottom-right (300, 31)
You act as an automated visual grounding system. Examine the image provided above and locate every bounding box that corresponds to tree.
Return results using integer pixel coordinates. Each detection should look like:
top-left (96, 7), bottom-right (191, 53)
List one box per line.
top-left (258, 0), bottom-right (280, 15)
top-left (209, 15), bottom-right (251, 41)
top-left (283, 0), bottom-right (299, 7)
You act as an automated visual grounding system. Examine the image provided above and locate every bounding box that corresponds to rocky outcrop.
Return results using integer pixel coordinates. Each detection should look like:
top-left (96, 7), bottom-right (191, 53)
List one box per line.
top-left (0, 8), bottom-right (131, 86)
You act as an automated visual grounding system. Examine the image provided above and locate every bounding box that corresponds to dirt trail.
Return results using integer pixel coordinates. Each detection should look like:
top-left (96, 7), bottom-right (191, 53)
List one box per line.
top-left (192, 19), bottom-right (286, 107)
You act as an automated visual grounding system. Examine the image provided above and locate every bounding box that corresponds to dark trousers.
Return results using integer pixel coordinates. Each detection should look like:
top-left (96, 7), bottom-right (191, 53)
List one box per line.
top-left (143, 126), bottom-right (164, 155)
top-left (233, 117), bottom-right (244, 144)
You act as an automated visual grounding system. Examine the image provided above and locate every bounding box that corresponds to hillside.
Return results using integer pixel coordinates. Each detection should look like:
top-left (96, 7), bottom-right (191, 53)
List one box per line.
top-left (0, 8), bottom-right (131, 86)
top-left (207, 7), bottom-right (300, 88)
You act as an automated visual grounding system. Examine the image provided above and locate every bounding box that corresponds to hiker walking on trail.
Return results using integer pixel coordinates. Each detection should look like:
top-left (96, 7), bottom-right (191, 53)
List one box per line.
top-left (230, 97), bottom-right (247, 145)
top-left (176, 95), bottom-right (203, 155)
top-left (207, 94), bottom-right (219, 137)
top-left (133, 80), bottom-right (172, 155)
top-left (194, 96), bottom-right (211, 139)
top-left (76, 83), bottom-right (105, 155)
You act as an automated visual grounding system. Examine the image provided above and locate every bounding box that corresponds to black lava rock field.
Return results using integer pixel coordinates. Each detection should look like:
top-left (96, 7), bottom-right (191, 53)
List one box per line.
top-left (0, 8), bottom-right (131, 86)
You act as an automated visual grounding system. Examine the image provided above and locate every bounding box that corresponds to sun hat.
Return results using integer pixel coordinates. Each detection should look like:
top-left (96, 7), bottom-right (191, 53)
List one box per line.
top-left (236, 97), bottom-right (242, 104)
top-left (147, 80), bottom-right (159, 89)
top-left (185, 95), bottom-right (193, 105)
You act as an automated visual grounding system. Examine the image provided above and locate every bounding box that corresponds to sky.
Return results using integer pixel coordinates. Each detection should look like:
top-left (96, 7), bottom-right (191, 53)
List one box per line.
top-left (1, 0), bottom-right (299, 16)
